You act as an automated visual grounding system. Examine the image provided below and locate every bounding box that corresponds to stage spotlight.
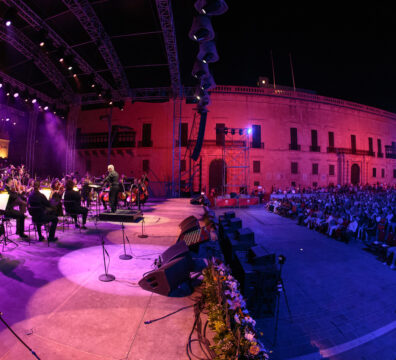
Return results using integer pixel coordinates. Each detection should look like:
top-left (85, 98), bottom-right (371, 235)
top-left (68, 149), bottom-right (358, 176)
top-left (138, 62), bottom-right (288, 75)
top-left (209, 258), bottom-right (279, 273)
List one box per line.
top-left (44, 105), bottom-right (49, 111)
top-left (6, 92), bottom-right (10, 97)
top-left (200, 73), bottom-right (216, 90)
top-left (0, 84), bottom-right (2, 89)
top-left (197, 41), bottom-right (219, 63)
top-left (4, 7), bottom-right (17, 27)
top-left (189, 15), bottom-right (215, 42)
top-left (68, 66), bottom-right (73, 71)
top-left (109, 100), bottom-right (113, 105)
top-left (192, 60), bottom-right (209, 79)
top-left (194, 0), bottom-right (228, 16)
top-left (247, 128), bottom-right (252, 134)
top-left (12, 122), bottom-right (16, 126)
top-left (59, 57), bottom-right (64, 63)
top-left (32, 98), bottom-right (37, 104)
top-left (39, 41), bottom-right (45, 47)
top-left (5, 118), bottom-right (9, 122)
top-left (73, 73), bottom-right (77, 78)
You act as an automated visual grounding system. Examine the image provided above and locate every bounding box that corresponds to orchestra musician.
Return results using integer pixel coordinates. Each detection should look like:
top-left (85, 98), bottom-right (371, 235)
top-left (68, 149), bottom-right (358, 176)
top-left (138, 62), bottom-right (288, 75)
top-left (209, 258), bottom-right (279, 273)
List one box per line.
top-left (102, 164), bottom-right (119, 213)
top-left (4, 177), bottom-right (28, 238)
top-left (50, 179), bottom-right (64, 216)
top-left (81, 177), bottom-right (91, 208)
top-left (64, 179), bottom-right (88, 229)
top-left (27, 181), bottom-right (58, 242)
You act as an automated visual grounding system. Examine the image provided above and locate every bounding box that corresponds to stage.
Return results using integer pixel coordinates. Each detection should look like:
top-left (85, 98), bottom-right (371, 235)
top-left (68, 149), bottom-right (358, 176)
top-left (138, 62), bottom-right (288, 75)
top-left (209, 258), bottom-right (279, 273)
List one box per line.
top-left (0, 199), bottom-right (206, 360)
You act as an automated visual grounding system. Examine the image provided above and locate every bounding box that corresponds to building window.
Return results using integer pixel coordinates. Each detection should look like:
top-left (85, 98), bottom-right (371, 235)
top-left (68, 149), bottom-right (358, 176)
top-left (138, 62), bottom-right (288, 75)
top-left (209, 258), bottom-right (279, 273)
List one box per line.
top-left (254, 181), bottom-right (260, 187)
top-left (368, 137), bottom-right (373, 154)
top-left (216, 123), bottom-right (225, 146)
top-left (253, 160), bottom-right (260, 173)
top-left (381, 168), bottom-right (385, 178)
top-left (313, 182), bottom-right (318, 188)
top-left (328, 131), bottom-right (334, 148)
top-left (312, 163), bottom-right (318, 175)
top-left (373, 167), bottom-right (377, 177)
top-left (351, 135), bottom-right (356, 153)
top-left (329, 164), bottom-right (335, 176)
top-left (291, 162), bottom-right (298, 174)
top-left (289, 128), bottom-right (300, 150)
top-left (180, 159), bottom-right (186, 172)
top-left (143, 159), bottom-right (149, 173)
top-left (377, 139), bottom-right (383, 157)
top-left (291, 181), bottom-right (296, 187)
top-left (142, 123), bottom-right (152, 147)
top-left (252, 125), bottom-right (262, 148)
top-left (180, 123), bottom-right (188, 147)
top-left (310, 130), bottom-right (320, 151)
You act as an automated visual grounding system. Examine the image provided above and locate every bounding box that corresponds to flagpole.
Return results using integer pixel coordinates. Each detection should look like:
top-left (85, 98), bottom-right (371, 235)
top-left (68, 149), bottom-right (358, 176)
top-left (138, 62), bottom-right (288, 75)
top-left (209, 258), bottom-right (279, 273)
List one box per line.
top-left (270, 50), bottom-right (276, 89)
top-left (289, 52), bottom-right (296, 92)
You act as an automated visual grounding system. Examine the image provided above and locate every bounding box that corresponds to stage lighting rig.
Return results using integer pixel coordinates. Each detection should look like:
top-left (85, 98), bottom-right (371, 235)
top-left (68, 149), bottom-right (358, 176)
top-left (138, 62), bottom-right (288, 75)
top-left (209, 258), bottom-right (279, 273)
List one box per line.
top-left (200, 73), bottom-right (216, 90)
top-left (197, 41), bottom-right (219, 63)
top-left (189, 15), bottom-right (215, 42)
top-left (3, 7), bottom-right (17, 27)
top-left (192, 60), bottom-right (209, 79)
top-left (194, 0), bottom-right (228, 16)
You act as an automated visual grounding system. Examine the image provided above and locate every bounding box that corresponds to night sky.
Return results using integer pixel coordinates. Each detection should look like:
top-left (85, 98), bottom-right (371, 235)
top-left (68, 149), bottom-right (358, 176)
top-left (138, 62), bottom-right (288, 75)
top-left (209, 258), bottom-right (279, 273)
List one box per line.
top-left (174, 2), bottom-right (396, 112)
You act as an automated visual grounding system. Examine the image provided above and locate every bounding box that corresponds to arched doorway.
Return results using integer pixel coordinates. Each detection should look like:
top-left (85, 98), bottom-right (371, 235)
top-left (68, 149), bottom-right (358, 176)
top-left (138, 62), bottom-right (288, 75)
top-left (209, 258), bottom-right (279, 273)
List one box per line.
top-left (209, 159), bottom-right (226, 194)
top-left (351, 164), bottom-right (360, 185)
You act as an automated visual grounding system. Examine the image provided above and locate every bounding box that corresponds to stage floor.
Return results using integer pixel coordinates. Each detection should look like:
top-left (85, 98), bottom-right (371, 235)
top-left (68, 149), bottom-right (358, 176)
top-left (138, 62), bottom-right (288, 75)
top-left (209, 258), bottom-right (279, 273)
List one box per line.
top-left (0, 199), bottom-right (205, 360)
top-left (219, 206), bottom-right (396, 360)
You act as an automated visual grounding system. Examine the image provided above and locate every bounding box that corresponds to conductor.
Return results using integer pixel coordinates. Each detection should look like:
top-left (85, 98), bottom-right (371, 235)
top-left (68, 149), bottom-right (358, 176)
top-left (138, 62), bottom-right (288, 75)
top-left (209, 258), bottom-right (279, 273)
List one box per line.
top-left (102, 164), bottom-right (119, 213)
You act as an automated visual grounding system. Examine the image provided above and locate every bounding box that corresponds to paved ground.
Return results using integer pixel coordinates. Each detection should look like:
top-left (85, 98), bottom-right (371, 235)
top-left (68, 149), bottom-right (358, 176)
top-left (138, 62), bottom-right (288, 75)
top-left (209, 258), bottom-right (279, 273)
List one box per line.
top-left (218, 206), bottom-right (396, 360)
top-left (0, 199), bottom-right (206, 360)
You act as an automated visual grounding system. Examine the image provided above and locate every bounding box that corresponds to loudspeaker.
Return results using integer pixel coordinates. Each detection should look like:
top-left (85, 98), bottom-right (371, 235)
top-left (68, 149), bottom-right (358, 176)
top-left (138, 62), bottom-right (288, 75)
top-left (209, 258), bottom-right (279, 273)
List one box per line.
top-left (237, 228), bottom-right (254, 242)
top-left (160, 241), bottom-right (190, 265)
top-left (248, 246), bottom-right (275, 265)
top-left (229, 217), bottom-right (242, 231)
top-left (191, 111), bottom-right (207, 161)
top-left (138, 256), bottom-right (192, 296)
top-left (252, 124), bottom-right (261, 148)
top-left (179, 216), bottom-right (198, 230)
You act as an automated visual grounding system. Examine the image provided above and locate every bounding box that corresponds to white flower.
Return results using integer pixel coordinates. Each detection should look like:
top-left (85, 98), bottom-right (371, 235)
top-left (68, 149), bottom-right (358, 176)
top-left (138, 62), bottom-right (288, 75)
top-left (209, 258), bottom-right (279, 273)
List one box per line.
top-left (244, 331), bottom-right (255, 342)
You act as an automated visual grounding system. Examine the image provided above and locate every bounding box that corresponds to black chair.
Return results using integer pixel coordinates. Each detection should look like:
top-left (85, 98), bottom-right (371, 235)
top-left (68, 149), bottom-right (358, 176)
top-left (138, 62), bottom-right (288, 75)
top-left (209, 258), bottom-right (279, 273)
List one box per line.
top-left (62, 200), bottom-right (81, 232)
top-left (27, 206), bottom-right (50, 246)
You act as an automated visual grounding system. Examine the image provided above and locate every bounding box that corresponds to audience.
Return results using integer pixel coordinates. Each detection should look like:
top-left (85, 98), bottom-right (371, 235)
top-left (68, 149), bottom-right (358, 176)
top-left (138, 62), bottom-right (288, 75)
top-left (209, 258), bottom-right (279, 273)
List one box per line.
top-left (267, 184), bottom-right (396, 270)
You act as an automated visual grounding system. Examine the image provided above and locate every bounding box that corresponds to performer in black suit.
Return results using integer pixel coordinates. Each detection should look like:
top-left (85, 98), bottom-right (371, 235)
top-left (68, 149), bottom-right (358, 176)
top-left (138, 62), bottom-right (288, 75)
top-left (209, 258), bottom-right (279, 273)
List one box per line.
top-left (102, 164), bottom-right (119, 213)
top-left (28, 181), bottom-right (58, 241)
top-left (64, 180), bottom-right (88, 229)
top-left (4, 177), bottom-right (28, 238)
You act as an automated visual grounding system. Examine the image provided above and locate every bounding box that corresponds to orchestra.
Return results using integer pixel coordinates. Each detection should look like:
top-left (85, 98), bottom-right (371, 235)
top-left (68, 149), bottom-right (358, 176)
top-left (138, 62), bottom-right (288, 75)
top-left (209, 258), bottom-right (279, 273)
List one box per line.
top-left (0, 163), bottom-right (150, 243)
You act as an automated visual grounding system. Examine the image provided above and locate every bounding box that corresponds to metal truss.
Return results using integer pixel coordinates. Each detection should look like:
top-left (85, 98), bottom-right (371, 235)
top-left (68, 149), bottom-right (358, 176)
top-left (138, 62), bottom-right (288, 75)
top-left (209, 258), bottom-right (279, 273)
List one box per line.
top-left (81, 87), bottom-right (173, 105)
top-left (61, 0), bottom-right (130, 98)
top-left (3, 0), bottom-right (117, 98)
top-left (155, 0), bottom-right (182, 98)
top-left (0, 23), bottom-right (73, 100)
top-left (0, 70), bottom-right (66, 108)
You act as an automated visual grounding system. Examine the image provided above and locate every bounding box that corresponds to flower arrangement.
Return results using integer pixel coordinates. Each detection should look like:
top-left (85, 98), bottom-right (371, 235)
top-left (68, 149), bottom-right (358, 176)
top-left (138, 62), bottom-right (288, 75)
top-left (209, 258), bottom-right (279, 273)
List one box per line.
top-left (202, 261), bottom-right (270, 359)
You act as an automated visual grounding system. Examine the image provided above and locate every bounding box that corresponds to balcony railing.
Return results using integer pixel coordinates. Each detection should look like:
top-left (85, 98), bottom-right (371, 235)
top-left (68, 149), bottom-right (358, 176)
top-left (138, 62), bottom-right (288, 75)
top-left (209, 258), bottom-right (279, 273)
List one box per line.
top-left (76, 131), bottom-right (136, 149)
top-left (327, 147), bottom-right (374, 156)
top-left (309, 145), bottom-right (321, 152)
top-left (289, 144), bottom-right (301, 151)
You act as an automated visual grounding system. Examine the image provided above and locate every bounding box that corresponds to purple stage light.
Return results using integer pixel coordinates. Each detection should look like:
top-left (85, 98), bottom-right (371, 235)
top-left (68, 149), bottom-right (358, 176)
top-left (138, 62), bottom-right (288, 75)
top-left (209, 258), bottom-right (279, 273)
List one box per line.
top-left (13, 92), bottom-right (19, 98)
top-left (5, 118), bottom-right (9, 122)
top-left (44, 105), bottom-right (49, 111)
top-left (0, 84), bottom-right (2, 88)
top-left (32, 98), bottom-right (37, 104)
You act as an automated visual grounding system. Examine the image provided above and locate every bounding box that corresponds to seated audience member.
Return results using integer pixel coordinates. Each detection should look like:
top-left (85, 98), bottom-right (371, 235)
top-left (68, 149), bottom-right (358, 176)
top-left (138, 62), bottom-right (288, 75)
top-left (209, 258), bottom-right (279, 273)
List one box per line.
top-left (64, 179), bottom-right (88, 229)
top-left (4, 177), bottom-right (28, 238)
top-left (28, 181), bottom-right (58, 242)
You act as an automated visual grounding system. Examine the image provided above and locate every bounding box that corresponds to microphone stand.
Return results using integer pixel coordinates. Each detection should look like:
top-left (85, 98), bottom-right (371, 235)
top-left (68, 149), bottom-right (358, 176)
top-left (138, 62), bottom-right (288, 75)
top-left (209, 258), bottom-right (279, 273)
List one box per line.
top-left (0, 312), bottom-right (40, 359)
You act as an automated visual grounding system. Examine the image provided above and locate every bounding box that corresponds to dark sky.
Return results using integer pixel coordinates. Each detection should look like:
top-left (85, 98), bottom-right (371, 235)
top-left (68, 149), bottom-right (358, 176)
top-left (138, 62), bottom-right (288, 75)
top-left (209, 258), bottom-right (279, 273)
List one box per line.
top-left (173, 2), bottom-right (396, 112)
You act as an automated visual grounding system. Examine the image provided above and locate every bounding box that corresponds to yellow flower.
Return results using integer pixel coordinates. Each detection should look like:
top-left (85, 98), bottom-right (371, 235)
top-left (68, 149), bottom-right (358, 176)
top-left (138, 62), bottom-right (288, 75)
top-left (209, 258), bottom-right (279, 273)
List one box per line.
top-left (249, 344), bottom-right (260, 356)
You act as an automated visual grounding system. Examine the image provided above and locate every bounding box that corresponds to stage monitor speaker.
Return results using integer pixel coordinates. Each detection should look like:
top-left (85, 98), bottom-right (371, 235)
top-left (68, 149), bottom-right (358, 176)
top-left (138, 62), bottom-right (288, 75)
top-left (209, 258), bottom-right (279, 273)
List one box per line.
top-left (138, 256), bottom-right (192, 296)
top-left (191, 111), bottom-right (207, 161)
top-left (179, 216), bottom-right (198, 230)
top-left (160, 241), bottom-right (190, 265)
top-left (248, 246), bottom-right (275, 265)
top-left (237, 228), bottom-right (254, 243)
